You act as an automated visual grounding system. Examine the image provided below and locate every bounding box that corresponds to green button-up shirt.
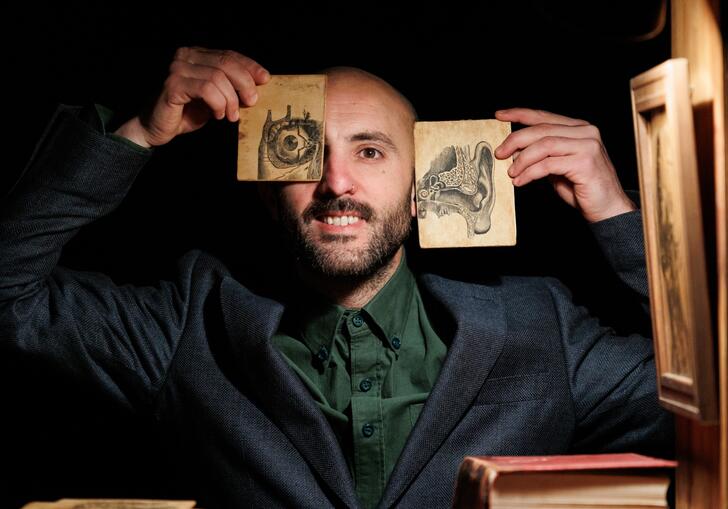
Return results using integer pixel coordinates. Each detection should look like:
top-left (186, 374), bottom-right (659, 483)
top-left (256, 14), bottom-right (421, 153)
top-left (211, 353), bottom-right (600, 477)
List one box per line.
top-left (272, 254), bottom-right (448, 508)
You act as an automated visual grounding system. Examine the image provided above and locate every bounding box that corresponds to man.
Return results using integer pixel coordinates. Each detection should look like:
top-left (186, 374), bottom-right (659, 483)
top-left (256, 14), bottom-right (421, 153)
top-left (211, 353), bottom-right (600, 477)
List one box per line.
top-left (0, 47), bottom-right (672, 508)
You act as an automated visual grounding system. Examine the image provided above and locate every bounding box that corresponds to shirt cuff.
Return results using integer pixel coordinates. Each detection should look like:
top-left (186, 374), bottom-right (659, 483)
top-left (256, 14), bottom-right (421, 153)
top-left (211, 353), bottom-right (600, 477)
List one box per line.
top-left (92, 103), bottom-right (153, 154)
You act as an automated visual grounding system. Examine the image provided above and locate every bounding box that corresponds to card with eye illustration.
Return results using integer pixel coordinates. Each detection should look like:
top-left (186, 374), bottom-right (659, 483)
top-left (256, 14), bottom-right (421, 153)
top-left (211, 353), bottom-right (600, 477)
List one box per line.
top-left (414, 120), bottom-right (516, 248)
top-left (237, 75), bottom-right (326, 181)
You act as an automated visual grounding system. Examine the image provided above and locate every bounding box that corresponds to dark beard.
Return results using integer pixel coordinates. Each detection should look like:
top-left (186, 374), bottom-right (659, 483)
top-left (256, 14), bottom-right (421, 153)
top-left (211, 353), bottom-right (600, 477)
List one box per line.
top-left (278, 192), bottom-right (412, 279)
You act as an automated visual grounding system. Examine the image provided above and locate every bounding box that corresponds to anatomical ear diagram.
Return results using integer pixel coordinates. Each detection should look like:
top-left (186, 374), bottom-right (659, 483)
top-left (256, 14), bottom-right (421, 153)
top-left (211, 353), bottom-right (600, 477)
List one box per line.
top-left (416, 141), bottom-right (496, 237)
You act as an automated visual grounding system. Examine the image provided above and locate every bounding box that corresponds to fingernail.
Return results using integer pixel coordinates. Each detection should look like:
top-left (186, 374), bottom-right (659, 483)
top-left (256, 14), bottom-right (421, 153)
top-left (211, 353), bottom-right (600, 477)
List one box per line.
top-left (232, 109), bottom-right (240, 122)
top-left (249, 92), bottom-right (258, 105)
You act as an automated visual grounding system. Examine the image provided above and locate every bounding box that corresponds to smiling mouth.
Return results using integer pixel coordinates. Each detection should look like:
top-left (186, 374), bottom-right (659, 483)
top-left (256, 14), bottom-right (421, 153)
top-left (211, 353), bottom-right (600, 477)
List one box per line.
top-left (318, 215), bottom-right (362, 226)
top-left (304, 198), bottom-right (373, 228)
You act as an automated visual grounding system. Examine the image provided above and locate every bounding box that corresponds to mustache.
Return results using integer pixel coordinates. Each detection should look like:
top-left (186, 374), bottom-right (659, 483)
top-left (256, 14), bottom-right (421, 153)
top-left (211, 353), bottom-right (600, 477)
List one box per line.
top-left (302, 198), bottom-right (375, 223)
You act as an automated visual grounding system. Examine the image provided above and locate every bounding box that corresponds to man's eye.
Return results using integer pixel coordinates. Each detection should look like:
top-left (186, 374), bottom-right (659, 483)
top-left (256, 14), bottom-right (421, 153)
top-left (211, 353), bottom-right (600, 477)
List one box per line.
top-left (360, 147), bottom-right (382, 159)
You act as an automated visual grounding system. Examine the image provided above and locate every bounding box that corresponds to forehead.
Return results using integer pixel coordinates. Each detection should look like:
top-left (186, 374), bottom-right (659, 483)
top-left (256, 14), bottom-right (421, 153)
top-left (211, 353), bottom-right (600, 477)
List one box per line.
top-left (324, 74), bottom-right (413, 145)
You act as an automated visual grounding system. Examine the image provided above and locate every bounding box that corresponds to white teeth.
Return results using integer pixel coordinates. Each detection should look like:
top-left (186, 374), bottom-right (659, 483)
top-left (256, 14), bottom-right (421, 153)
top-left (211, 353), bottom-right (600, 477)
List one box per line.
top-left (322, 215), bottom-right (361, 226)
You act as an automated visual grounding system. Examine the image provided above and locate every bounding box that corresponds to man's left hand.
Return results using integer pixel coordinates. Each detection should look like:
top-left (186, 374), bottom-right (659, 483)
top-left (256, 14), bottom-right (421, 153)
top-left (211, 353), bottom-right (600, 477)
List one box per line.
top-left (494, 108), bottom-right (637, 223)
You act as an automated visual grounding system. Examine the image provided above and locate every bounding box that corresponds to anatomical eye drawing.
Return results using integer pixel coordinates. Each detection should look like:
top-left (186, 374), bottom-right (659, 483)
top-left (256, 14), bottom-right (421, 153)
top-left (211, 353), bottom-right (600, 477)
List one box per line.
top-left (237, 75), bottom-right (326, 182)
top-left (416, 141), bottom-right (496, 237)
top-left (258, 105), bottom-right (323, 180)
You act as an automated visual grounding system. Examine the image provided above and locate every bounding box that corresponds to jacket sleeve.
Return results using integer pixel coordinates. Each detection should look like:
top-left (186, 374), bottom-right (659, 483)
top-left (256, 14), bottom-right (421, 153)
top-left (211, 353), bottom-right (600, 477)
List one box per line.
top-left (548, 210), bottom-right (674, 456)
top-left (0, 104), bottom-right (197, 413)
top-left (589, 209), bottom-right (651, 315)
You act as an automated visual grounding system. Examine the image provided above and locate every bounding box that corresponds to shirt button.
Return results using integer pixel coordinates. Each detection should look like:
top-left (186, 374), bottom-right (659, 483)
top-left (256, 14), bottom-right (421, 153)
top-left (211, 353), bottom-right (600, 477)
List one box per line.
top-left (352, 314), bottom-right (364, 327)
top-left (391, 336), bottom-right (401, 350)
top-left (359, 378), bottom-right (373, 392)
top-left (361, 423), bottom-right (375, 437)
top-left (316, 346), bottom-right (329, 361)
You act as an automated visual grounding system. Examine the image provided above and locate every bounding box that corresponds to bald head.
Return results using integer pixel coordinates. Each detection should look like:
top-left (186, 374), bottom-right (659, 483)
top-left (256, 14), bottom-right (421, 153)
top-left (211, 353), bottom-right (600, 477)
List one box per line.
top-left (321, 66), bottom-right (418, 126)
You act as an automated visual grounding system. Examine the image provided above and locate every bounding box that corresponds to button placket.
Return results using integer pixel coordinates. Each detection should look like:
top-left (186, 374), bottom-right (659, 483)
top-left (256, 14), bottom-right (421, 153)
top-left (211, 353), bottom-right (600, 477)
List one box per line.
top-left (348, 313), bottom-right (385, 499)
top-left (361, 422), bottom-right (375, 437)
top-left (352, 313), bottom-right (365, 328)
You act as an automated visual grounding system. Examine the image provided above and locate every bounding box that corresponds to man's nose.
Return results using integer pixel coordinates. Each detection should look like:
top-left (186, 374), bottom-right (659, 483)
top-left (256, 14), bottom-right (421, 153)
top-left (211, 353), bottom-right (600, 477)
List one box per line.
top-left (316, 149), bottom-right (357, 197)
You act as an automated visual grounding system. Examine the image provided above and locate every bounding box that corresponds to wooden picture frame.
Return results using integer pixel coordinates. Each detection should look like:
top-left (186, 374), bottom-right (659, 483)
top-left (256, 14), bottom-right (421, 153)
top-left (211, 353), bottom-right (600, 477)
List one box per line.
top-left (630, 58), bottom-right (718, 422)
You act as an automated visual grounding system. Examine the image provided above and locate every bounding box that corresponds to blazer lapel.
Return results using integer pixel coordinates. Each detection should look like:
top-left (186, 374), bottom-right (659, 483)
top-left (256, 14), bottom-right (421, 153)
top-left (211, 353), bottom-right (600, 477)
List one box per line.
top-left (218, 276), bottom-right (360, 509)
top-left (378, 273), bottom-right (506, 508)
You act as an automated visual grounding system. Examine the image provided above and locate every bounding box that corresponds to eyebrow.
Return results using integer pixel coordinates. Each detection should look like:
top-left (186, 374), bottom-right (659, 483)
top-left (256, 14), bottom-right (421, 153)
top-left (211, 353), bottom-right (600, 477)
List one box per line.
top-left (347, 131), bottom-right (399, 153)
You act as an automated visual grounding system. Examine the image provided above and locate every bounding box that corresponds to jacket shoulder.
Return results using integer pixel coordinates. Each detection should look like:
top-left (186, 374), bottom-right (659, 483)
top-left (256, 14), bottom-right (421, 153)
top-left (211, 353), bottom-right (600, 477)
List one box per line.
top-left (418, 271), bottom-right (558, 302)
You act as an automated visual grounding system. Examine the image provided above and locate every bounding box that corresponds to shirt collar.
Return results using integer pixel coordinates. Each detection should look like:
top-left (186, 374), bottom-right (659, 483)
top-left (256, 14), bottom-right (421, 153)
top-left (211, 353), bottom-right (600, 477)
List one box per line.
top-left (360, 252), bottom-right (415, 348)
top-left (293, 251), bottom-right (416, 364)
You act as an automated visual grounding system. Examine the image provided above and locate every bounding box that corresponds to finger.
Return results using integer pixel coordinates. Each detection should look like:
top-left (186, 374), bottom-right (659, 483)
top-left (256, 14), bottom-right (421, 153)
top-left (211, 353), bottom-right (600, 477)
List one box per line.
top-left (507, 136), bottom-right (577, 178)
top-left (169, 59), bottom-right (241, 121)
top-left (497, 123), bottom-right (601, 159)
top-left (165, 75), bottom-right (228, 120)
top-left (184, 48), bottom-right (259, 106)
top-left (181, 46), bottom-right (270, 84)
top-left (509, 136), bottom-right (604, 183)
top-left (205, 58), bottom-right (259, 107)
top-left (495, 108), bottom-right (589, 128)
top-left (512, 155), bottom-right (573, 187)
top-left (549, 175), bottom-right (577, 207)
top-left (175, 47), bottom-right (269, 106)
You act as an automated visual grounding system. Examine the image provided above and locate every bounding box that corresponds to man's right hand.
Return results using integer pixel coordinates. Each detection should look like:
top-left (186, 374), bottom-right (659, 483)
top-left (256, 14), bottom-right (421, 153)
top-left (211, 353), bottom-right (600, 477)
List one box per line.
top-left (114, 47), bottom-right (270, 148)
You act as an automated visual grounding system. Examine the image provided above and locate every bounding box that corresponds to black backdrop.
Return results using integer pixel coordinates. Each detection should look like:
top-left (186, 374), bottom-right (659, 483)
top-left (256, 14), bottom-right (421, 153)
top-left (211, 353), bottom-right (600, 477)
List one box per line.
top-left (2, 1), bottom-right (670, 506)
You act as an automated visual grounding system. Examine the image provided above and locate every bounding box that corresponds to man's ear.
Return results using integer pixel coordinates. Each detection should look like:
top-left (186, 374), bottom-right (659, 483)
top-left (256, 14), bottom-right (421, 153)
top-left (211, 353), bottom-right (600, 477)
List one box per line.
top-left (257, 182), bottom-right (279, 222)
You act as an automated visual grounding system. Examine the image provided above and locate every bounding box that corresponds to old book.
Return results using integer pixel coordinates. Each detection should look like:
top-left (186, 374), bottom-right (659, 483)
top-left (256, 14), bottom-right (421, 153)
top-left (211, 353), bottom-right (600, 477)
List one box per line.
top-left (414, 120), bottom-right (516, 248)
top-left (21, 499), bottom-right (198, 509)
top-left (452, 453), bottom-right (676, 508)
top-left (237, 75), bottom-right (326, 182)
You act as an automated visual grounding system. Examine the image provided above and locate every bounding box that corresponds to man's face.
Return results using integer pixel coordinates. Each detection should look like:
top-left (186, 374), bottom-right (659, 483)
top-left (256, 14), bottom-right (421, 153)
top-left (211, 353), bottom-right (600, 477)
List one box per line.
top-left (275, 72), bottom-right (416, 278)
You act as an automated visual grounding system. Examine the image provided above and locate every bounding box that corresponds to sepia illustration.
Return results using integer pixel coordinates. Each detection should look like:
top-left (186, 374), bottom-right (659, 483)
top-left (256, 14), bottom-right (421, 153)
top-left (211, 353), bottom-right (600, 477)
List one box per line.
top-left (651, 109), bottom-right (691, 376)
top-left (414, 120), bottom-right (516, 248)
top-left (258, 105), bottom-right (322, 180)
top-left (630, 58), bottom-right (718, 421)
top-left (237, 75), bottom-right (326, 182)
top-left (416, 141), bottom-right (496, 238)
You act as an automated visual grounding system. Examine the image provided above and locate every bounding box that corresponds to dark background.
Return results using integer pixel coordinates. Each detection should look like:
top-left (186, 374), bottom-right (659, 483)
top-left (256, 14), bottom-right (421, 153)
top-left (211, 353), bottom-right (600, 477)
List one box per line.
top-left (2, 1), bottom-right (672, 506)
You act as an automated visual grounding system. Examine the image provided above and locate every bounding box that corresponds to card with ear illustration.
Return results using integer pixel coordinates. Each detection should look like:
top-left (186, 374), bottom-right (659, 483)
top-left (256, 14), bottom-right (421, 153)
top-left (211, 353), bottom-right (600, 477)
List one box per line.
top-left (414, 120), bottom-right (516, 248)
top-left (237, 75), bottom-right (326, 181)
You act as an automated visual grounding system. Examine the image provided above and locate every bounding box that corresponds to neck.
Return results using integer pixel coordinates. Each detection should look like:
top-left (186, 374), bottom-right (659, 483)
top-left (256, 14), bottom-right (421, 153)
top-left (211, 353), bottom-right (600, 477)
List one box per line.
top-left (297, 247), bottom-right (404, 309)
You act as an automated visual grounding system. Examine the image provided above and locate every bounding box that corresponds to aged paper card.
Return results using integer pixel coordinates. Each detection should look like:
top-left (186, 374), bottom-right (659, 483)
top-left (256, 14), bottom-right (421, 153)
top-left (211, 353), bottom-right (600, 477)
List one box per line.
top-left (414, 120), bottom-right (516, 248)
top-left (237, 75), bottom-right (326, 181)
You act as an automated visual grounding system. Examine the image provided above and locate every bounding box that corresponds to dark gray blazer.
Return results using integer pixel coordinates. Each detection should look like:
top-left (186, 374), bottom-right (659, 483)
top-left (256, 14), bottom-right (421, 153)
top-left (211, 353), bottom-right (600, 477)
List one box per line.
top-left (0, 105), bottom-right (673, 508)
